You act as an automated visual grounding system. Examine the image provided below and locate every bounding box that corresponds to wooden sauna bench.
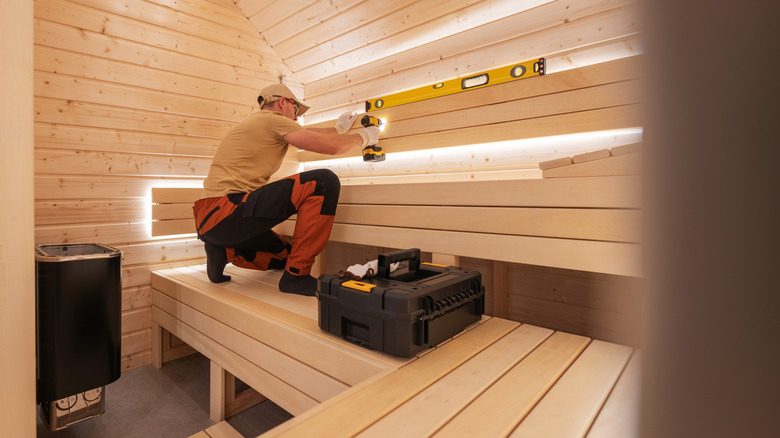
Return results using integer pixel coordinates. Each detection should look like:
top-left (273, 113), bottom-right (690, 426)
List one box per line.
top-left (151, 264), bottom-right (411, 420)
top-left (155, 262), bottom-right (639, 438)
top-left (151, 151), bottom-right (642, 278)
top-left (151, 151), bottom-right (641, 435)
top-left (154, 265), bottom-right (639, 438)
top-left (260, 318), bottom-right (639, 438)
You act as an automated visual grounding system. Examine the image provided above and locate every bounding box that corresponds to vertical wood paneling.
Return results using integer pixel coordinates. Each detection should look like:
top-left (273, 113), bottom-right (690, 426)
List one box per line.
top-left (33, 0), bottom-right (295, 371)
top-left (1, 0), bottom-right (36, 434)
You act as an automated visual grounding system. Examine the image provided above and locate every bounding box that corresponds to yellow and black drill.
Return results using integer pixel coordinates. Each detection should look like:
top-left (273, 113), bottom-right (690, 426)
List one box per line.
top-left (360, 115), bottom-right (386, 162)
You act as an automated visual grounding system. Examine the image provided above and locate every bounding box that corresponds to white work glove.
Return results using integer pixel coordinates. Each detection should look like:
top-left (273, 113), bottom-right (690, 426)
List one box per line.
top-left (357, 126), bottom-right (380, 148)
top-left (345, 260), bottom-right (399, 279)
top-left (335, 112), bottom-right (358, 134)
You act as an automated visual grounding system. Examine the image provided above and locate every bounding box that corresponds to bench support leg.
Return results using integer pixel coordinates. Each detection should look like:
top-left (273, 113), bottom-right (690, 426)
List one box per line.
top-left (210, 361), bottom-right (268, 422)
top-left (492, 261), bottom-right (509, 318)
top-left (152, 322), bottom-right (163, 369)
top-left (225, 374), bottom-right (267, 418)
top-left (210, 361), bottom-right (227, 422)
top-left (432, 253), bottom-right (459, 267)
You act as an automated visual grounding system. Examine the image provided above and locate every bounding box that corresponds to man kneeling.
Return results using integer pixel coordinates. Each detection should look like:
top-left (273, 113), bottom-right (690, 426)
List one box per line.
top-left (193, 84), bottom-right (379, 296)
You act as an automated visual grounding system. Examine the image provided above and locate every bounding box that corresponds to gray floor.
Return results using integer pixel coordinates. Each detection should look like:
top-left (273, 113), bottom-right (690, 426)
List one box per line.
top-left (36, 353), bottom-right (292, 438)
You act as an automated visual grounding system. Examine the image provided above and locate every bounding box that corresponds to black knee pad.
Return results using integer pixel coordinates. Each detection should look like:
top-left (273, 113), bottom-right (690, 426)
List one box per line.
top-left (300, 169), bottom-right (340, 215)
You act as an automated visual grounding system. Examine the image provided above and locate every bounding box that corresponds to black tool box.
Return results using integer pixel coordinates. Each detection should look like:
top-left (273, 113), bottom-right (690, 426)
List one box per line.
top-left (317, 248), bottom-right (485, 357)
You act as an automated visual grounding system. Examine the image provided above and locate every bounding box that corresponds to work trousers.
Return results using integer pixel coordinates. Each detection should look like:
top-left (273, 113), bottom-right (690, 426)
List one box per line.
top-left (193, 169), bottom-right (340, 277)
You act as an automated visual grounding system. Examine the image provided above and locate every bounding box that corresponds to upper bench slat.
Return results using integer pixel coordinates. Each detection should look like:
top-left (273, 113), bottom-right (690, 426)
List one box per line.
top-left (338, 176), bottom-right (641, 209)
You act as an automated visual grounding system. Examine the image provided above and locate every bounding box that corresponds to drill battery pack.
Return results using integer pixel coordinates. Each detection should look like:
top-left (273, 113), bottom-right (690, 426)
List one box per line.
top-left (317, 248), bottom-right (485, 357)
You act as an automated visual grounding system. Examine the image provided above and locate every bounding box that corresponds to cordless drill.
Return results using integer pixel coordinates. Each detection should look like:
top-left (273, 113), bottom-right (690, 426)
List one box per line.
top-left (360, 115), bottom-right (386, 162)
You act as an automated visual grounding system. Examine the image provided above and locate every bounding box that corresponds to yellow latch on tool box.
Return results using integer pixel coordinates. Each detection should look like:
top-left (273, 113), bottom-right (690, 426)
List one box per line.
top-left (342, 280), bottom-right (377, 293)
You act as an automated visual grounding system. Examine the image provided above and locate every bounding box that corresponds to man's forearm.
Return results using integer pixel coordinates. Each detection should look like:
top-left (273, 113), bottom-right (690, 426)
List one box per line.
top-left (304, 127), bottom-right (340, 135)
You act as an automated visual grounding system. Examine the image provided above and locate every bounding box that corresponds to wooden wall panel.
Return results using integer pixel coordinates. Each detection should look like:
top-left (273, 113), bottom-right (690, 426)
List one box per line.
top-left (33, 0), bottom-right (296, 372)
top-left (242, 0), bottom-right (643, 124)
top-left (35, 123), bottom-right (219, 156)
top-left (300, 56), bottom-right (643, 165)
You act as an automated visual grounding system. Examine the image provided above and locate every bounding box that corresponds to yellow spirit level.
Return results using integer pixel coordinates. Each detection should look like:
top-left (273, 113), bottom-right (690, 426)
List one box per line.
top-left (366, 58), bottom-right (545, 112)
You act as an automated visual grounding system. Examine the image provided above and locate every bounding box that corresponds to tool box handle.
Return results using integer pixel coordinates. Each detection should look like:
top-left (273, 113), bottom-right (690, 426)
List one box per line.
top-left (377, 248), bottom-right (421, 279)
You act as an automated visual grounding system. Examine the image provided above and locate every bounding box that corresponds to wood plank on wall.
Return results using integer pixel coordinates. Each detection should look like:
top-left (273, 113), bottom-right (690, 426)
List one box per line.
top-left (145, 0), bottom-right (260, 30)
top-left (307, 56), bottom-right (642, 128)
top-left (250, 0), bottom-right (371, 49)
top-left (366, 105), bottom-right (642, 159)
top-left (301, 76), bottom-right (643, 161)
top-left (34, 72), bottom-right (251, 122)
top-left (35, 199), bottom-right (146, 226)
top-left (38, 0), bottom-right (279, 62)
top-left (35, 122), bottom-right (219, 157)
top-left (374, 80), bottom-right (641, 140)
top-left (304, 1), bottom-right (639, 112)
top-left (35, 176), bottom-right (203, 200)
top-left (37, 222), bottom-right (154, 246)
top-left (34, 19), bottom-right (277, 90)
top-left (34, 97), bottom-right (232, 138)
top-left (34, 46), bottom-right (260, 108)
top-left (287, 0), bottom-right (558, 78)
top-left (117, 239), bottom-right (205, 266)
top-left (33, 0), bottom-right (286, 373)
top-left (278, 0), bottom-right (481, 66)
top-left (35, 148), bottom-right (211, 177)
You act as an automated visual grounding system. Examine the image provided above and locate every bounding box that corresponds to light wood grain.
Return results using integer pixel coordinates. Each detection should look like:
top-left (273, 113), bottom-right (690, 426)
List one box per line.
top-left (509, 340), bottom-right (633, 437)
top-left (544, 150), bottom-right (642, 178)
top-left (152, 306), bottom-right (320, 415)
top-left (587, 352), bottom-right (641, 437)
top-left (301, 105), bottom-right (643, 161)
top-left (357, 324), bottom-right (554, 437)
top-left (204, 421), bottom-right (243, 438)
top-left (433, 331), bottom-right (591, 437)
top-left (151, 267), bottom-right (403, 382)
top-left (269, 318), bottom-right (520, 437)
top-left (153, 291), bottom-right (349, 402)
top-left (153, 187), bottom-right (204, 204)
top-left (1, 1), bottom-right (35, 435)
top-left (210, 361), bottom-right (227, 422)
top-left (303, 2), bottom-right (640, 112)
top-left (339, 177), bottom-right (641, 209)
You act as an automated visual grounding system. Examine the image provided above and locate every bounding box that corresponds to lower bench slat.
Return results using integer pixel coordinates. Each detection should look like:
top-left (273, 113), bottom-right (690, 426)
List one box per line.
top-left (152, 267), bottom-right (401, 385)
top-left (265, 318), bottom-right (520, 437)
top-left (188, 421), bottom-right (243, 438)
top-left (261, 323), bottom-right (637, 438)
top-left (358, 324), bottom-right (558, 437)
top-left (508, 340), bottom-right (634, 437)
top-left (586, 352), bottom-right (641, 438)
top-left (153, 291), bottom-right (349, 401)
top-left (152, 306), bottom-right (320, 415)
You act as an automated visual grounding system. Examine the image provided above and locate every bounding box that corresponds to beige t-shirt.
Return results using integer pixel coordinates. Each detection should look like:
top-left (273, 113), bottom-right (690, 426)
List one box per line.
top-left (201, 111), bottom-right (303, 198)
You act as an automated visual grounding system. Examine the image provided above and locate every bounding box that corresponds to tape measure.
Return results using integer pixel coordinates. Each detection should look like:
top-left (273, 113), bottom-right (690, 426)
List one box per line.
top-left (366, 58), bottom-right (545, 112)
